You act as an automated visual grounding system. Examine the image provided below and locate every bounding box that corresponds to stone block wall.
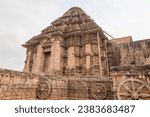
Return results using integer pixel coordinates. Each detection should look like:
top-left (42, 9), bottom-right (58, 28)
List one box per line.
top-left (108, 39), bottom-right (150, 67)
top-left (37, 75), bottom-right (113, 100)
top-left (0, 68), bottom-right (39, 100)
top-left (0, 70), bottom-right (113, 100)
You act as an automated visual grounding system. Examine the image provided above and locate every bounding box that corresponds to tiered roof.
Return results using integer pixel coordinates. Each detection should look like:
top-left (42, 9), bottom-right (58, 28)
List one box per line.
top-left (23, 7), bottom-right (105, 47)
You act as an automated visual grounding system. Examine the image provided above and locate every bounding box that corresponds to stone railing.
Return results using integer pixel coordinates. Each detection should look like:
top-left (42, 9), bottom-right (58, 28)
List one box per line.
top-left (0, 68), bottom-right (39, 100)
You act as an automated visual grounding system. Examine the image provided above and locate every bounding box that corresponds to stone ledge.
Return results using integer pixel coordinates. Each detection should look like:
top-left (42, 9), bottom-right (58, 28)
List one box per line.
top-left (110, 65), bottom-right (150, 72)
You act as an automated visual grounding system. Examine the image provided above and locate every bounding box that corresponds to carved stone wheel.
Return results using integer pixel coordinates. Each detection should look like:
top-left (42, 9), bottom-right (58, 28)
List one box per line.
top-left (91, 83), bottom-right (107, 100)
top-left (117, 79), bottom-right (150, 100)
top-left (37, 80), bottom-right (51, 99)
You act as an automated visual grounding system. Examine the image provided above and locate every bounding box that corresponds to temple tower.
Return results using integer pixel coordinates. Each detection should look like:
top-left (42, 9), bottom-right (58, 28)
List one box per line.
top-left (23, 7), bottom-right (109, 77)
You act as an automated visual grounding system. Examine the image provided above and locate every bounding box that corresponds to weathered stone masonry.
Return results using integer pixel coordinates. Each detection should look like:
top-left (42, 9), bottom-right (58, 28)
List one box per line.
top-left (0, 7), bottom-right (150, 100)
top-left (22, 7), bottom-right (109, 77)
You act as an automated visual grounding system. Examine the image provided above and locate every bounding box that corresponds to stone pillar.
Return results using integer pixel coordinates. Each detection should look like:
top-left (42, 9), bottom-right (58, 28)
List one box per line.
top-left (50, 33), bottom-right (63, 74)
top-left (97, 32), bottom-right (102, 77)
top-left (85, 44), bottom-right (91, 70)
top-left (31, 53), bottom-right (37, 73)
top-left (31, 44), bottom-right (44, 74)
top-left (67, 46), bottom-right (75, 69)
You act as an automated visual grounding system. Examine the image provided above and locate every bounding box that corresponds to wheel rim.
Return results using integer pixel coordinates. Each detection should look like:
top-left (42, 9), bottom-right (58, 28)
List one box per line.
top-left (117, 79), bottom-right (150, 100)
top-left (91, 83), bottom-right (107, 100)
top-left (37, 80), bottom-right (51, 99)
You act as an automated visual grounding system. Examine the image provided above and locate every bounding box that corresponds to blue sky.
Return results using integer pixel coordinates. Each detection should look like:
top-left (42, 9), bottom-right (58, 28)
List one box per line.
top-left (0, 0), bottom-right (150, 71)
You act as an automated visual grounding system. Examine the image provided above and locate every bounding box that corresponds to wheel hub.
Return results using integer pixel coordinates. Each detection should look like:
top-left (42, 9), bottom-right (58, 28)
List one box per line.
top-left (131, 92), bottom-right (138, 99)
top-left (40, 87), bottom-right (45, 92)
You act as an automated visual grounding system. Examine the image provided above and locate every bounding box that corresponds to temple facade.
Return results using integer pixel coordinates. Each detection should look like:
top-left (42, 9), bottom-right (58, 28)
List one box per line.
top-left (22, 7), bottom-right (150, 77)
top-left (22, 7), bottom-right (109, 77)
top-left (0, 7), bottom-right (150, 100)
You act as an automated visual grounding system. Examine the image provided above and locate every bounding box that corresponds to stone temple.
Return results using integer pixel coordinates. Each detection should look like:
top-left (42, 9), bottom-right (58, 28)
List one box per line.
top-left (0, 7), bottom-right (150, 100)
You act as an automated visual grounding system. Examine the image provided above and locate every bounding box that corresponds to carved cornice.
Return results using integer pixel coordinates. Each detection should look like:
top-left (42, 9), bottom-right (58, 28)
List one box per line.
top-left (110, 65), bottom-right (150, 72)
top-left (22, 34), bottom-right (48, 47)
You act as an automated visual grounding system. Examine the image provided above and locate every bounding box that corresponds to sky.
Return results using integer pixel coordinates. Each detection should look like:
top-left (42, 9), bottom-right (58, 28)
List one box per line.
top-left (0, 0), bottom-right (150, 71)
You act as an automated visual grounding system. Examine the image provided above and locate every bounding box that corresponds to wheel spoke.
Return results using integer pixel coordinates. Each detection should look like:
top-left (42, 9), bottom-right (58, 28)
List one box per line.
top-left (93, 92), bottom-right (98, 98)
top-left (98, 93), bottom-right (103, 98)
top-left (100, 87), bottom-right (105, 92)
top-left (43, 90), bottom-right (48, 96)
top-left (37, 86), bottom-right (42, 90)
top-left (139, 93), bottom-right (150, 98)
top-left (93, 86), bottom-right (98, 91)
top-left (120, 92), bottom-right (131, 97)
top-left (37, 89), bottom-right (42, 93)
top-left (44, 88), bottom-right (49, 91)
top-left (41, 92), bottom-right (44, 98)
top-left (136, 85), bottom-right (144, 93)
top-left (40, 84), bottom-right (45, 89)
top-left (96, 85), bottom-right (102, 91)
top-left (123, 85), bottom-right (132, 93)
top-left (92, 88), bottom-right (97, 93)
top-left (131, 79), bottom-right (136, 92)
top-left (99, 87), bottom-right (103, 92)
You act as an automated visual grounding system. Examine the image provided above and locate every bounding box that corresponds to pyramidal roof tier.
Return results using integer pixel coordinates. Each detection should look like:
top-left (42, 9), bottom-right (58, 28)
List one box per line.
top-left (23, 7), bottom-right (107, 47)
top-left (41, 7), bottom-right (106, 34)
top-left (52, 7), bottom-right (92, 25)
